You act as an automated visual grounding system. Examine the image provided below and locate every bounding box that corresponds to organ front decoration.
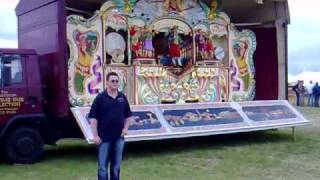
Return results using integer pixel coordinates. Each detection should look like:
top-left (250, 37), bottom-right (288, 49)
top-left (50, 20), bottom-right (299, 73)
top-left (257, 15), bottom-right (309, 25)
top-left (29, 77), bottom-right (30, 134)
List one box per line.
top-left (67, 0), bottom-right (256, 106)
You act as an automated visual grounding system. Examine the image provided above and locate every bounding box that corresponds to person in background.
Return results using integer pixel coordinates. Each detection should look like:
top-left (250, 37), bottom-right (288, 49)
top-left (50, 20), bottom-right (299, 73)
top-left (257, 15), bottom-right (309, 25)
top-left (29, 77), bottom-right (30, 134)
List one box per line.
top-left (306, 80), bottom-right (314, 106)
top-left (313, 82), bottom-right (320, 107)
top-left (292, 80), bottom-right (305, 106)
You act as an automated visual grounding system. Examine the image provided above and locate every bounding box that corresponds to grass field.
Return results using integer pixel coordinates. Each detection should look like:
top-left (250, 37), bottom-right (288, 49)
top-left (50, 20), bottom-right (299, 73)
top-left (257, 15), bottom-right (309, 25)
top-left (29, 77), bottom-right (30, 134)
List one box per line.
top-left (0, 107), bottom-right (319, 180)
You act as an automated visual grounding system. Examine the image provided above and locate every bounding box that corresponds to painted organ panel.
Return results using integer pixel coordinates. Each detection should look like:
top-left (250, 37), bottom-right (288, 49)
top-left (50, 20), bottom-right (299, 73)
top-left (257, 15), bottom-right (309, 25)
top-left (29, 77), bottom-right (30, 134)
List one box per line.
top-left (67, 0), bottom-right (257, 106)
top-left (67, 15), bottom-right (103, 106)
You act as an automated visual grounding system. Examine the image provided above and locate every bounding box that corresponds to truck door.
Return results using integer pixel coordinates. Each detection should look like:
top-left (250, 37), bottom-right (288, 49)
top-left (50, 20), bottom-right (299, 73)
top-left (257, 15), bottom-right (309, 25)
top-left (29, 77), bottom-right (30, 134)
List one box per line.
top-left (0, 54), bottom-right (28, 123)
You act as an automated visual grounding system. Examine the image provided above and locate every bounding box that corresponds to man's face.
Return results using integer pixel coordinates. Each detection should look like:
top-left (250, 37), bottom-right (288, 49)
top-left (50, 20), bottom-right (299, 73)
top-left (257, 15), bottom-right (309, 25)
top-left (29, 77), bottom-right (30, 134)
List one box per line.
top-left (107, 75), bottom-right (120, 91)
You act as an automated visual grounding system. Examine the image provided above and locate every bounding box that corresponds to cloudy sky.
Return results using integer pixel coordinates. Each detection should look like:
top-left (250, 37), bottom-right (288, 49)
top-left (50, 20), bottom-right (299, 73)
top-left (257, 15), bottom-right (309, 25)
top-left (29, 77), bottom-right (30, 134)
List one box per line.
top-left (0, 0), bottom-right (319, 75)
top-left (0, 0), bottom-right (19, 48)
top-left (287, 0), bottom-right (320, 75)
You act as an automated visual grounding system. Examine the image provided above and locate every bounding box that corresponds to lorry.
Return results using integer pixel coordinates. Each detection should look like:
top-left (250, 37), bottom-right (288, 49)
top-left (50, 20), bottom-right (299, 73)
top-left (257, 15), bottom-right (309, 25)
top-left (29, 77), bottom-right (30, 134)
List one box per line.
top-left (0, 0), bottom-right (308, 164)
top-left (0, 48), bottom-right (83, 163)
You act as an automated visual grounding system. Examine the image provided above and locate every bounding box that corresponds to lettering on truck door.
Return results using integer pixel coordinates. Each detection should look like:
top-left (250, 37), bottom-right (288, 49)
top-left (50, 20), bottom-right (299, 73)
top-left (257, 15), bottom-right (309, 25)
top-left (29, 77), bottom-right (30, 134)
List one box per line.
top-left (0, 54), bottom-right (27, 123)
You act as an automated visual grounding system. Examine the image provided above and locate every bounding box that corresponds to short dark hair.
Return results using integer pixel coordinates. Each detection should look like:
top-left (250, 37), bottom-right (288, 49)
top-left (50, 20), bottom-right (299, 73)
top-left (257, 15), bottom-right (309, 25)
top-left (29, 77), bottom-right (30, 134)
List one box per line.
top-left (106, 72), bottom-right (119, 81)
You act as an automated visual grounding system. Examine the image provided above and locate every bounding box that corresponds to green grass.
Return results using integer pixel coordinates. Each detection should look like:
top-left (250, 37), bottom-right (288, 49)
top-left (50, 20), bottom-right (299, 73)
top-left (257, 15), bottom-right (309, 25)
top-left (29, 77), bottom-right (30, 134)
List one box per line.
top-left (0, 107), bottom-right (319, 180)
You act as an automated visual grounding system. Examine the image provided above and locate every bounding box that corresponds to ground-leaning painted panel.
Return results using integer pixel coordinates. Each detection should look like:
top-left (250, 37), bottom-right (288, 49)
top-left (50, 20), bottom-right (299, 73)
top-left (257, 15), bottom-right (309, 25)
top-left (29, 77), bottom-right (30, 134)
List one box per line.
top-left (71, 100), bottom-right (310, 144)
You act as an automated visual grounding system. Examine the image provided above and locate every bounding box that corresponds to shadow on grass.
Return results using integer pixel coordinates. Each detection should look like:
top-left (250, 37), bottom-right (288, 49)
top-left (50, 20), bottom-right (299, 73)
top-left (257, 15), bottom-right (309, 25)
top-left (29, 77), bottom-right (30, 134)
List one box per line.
top-left (0, 130), bottom-right (294, 165)
top-left (124, 130), bottom-right (294, 157)
top-left (43, 140), bottom-right (97, 161)
top-left (46, 130), bottom-right (294, 161)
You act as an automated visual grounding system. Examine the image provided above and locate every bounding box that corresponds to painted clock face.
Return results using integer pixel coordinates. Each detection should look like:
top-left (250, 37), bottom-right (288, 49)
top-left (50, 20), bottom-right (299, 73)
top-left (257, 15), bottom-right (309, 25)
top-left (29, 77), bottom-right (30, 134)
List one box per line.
top-left (105, 32), bottom-right (126, 63)
top-left (214, 46), bottom-right (225, 60)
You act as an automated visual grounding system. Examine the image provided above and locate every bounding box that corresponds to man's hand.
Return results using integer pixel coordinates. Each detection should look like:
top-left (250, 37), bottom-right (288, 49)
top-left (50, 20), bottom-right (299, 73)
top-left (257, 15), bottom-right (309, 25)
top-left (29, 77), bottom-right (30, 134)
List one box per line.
top-left (93, 135), bottom-right (102, 145)
top-left (121, 128), bottom-right (128, 137)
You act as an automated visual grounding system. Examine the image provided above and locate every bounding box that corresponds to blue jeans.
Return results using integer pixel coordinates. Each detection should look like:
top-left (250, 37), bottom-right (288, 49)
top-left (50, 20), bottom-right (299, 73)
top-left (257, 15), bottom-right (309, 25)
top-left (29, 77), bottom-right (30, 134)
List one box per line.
top-left (307, 94), bottom-right (314, 106)
top-left (296, 94), bottom-right (300, 106)
top-left (98, 137), bottom-right (125, 180)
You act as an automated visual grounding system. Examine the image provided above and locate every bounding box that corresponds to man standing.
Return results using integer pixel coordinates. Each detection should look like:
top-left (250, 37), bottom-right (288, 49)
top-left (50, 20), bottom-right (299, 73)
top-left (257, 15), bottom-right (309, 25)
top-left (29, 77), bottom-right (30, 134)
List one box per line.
top-left (292, 80), bottom-right (305, 106)
top-left (313, 82), bottom-right (320, 107)
top-left (89, 72), bottom-right (132, 180)
top-left (306, 80), bottom-right (314, 106)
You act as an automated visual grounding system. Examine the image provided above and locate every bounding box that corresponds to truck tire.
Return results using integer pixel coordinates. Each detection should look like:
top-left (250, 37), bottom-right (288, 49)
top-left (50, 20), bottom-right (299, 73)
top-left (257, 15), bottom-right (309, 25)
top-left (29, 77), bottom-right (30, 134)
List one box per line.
top-left (0, 143), bottom-right (5, 161)
top-left (5, 127), bottom-right (44, 164)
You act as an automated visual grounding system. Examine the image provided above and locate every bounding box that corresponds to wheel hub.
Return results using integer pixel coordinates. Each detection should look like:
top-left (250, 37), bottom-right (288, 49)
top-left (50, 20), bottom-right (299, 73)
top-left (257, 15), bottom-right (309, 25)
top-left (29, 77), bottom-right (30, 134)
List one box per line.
top-left (15, 137), bottom-right (35, 155)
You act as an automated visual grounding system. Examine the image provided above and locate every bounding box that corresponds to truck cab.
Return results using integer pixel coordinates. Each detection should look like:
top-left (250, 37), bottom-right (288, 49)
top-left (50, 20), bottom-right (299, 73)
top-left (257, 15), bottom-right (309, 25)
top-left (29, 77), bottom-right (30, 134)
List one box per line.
top-left (0, 49), bottom-right (47, 163)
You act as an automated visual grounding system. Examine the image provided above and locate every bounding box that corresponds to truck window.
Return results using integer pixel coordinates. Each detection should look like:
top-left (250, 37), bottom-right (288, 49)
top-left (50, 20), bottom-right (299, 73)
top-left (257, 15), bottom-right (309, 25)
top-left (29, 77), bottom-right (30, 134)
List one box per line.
top-left (0, 55), bottom-right (23, 86)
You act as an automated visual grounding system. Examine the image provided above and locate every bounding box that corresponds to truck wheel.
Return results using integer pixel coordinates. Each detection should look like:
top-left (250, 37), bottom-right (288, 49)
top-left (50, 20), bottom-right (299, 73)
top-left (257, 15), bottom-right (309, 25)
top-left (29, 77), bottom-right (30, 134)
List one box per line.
top-left (5, 127), bottom-right (44, 164)
top-left (0, 143), bottom-right (5, 161)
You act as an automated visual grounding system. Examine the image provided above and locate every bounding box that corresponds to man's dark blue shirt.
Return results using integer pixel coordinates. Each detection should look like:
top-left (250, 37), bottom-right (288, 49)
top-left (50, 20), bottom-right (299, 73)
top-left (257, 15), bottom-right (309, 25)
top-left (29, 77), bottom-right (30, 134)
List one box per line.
top-left (88, 91), bottom-right (132, 142)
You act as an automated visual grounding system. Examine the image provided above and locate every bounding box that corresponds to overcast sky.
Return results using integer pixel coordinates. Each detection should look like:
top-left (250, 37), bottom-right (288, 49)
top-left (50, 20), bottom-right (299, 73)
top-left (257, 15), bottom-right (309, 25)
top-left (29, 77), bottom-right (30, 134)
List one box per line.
top-left (0, 0), bottom-right (319, 75)
top-left (287, 0), bottom-right (320, 75)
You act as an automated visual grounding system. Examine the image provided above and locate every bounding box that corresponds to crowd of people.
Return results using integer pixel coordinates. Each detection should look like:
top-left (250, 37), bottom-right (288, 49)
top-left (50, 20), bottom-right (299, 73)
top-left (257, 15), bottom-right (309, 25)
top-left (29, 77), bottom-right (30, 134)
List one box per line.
top-left (292, 80), bottom-right (320, 107)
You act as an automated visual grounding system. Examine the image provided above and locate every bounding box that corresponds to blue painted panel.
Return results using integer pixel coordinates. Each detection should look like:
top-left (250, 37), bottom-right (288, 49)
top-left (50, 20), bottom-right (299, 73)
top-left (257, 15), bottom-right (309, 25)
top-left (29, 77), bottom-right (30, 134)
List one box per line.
top-left (129, 111), bottom-right (162, 130)
top-left (242, 105), bottom-right (297, 121)
top-left (163, 107), bottom-right (243, 127)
